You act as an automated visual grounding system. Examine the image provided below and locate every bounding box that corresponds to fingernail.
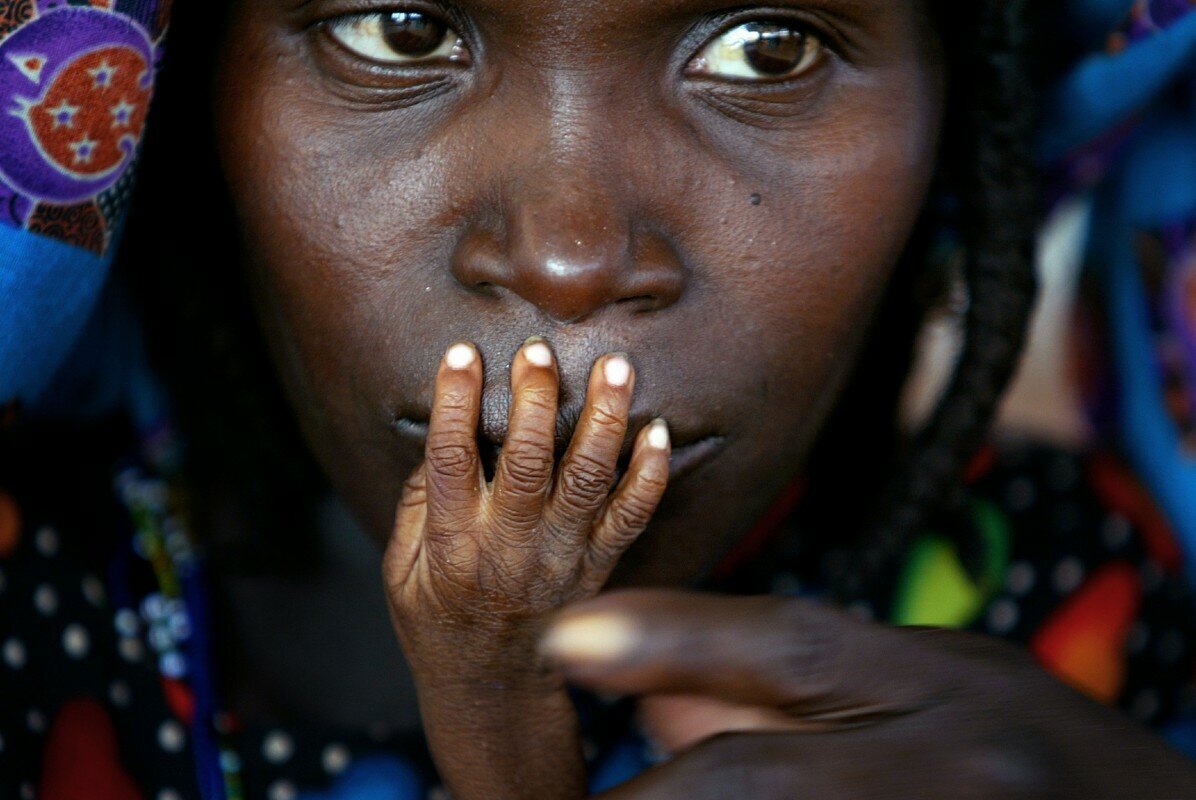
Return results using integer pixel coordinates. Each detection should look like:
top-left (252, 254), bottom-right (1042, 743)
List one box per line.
top-left (541, 613), bottom-right (639, 665)
top-left (445, 343), bottom-right (476, 370)
top-left (647, 419), bottom-right (670, 450)
top-left (604, 355), bottom-right (631, 388)
top-left (523, 338), bottom-right (554, 368)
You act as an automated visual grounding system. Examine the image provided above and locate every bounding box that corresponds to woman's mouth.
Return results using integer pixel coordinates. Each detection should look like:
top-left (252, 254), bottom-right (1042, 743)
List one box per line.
top-left (390, 415), bottom-right (724, 483)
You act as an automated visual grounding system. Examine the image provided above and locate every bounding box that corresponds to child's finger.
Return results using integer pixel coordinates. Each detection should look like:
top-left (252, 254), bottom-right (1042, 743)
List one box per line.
top-left (384, 464), bottom-right (429, 593)
top-left (424, 342), bottom-right (485, 531)
top-left (584, 419), bottom-right (670, 588)
top-left (544, 353), bottom-right (634, 536)
top-left (488, 338), bottom-right (559, 534)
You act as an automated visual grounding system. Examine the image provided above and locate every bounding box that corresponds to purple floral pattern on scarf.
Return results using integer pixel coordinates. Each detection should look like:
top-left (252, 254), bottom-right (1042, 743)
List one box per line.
top-left (0, 1), bottom-right (168, 254)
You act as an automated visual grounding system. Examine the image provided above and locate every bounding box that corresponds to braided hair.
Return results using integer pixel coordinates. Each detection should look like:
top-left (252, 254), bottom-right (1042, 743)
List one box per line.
top-left (127, 0), bottom-right (1043, 581)
top-left (804, 0), bottom-right (1041, 597)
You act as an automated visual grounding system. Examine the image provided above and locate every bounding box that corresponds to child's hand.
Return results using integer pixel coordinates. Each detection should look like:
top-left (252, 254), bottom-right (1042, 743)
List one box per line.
top-left (382, 339), bottom-right (671, 800)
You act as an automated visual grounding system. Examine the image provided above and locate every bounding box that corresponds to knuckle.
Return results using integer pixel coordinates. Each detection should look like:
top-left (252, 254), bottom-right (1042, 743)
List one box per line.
top-left (559, 455), bottom-right (615, 505)
top-left (606, 494), bottom-right (656, 534)
top-left (499, 444), bottom-right (553, 493)
top-left (426, 442), bottom-right (475, 480)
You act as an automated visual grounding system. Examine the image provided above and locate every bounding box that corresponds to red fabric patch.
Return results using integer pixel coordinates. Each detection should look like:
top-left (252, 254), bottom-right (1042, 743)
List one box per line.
top-left (1032, 562), bottom-right (1142, 704)
top-left (1088, 454), bottom-right (1184, 573)
top-left (28, 45), bottom-right (150, 179)
top-left (40, 698), bottom-right (143, 800)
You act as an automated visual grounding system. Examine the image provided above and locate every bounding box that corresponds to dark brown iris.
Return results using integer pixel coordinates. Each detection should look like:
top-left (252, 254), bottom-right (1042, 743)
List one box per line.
top-left (382, 12), bottom-right (447, 57)
top-left (743, 23), bottom-right (809, 76)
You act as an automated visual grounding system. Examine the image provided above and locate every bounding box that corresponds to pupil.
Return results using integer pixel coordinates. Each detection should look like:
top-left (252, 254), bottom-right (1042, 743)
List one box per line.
top-left (382, 12), bottom-right (447, 57)
top-left (743, 23), bottom-right (807, 75)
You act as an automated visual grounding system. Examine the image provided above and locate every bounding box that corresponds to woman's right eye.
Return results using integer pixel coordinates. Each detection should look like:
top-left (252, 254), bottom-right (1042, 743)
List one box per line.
top-left (326, 11), bottom-right (468, 65)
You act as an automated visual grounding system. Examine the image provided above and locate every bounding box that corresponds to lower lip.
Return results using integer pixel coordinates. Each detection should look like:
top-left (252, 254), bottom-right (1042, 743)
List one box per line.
top-left (391, 419), bottom-right (724, 481)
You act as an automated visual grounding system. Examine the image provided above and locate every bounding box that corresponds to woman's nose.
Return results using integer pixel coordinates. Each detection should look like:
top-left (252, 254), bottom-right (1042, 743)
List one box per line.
top-left (452, 185), bottom-right (684, 324)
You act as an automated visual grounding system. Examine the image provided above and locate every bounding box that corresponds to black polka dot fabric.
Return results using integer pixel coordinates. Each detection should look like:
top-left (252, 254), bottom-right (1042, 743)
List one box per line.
top-left (1, 427), bottom-right (1194, 798)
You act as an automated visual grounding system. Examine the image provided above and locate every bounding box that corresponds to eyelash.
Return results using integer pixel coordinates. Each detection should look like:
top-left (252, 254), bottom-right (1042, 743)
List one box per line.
top-left (313, 5), bottom-right (841, 87)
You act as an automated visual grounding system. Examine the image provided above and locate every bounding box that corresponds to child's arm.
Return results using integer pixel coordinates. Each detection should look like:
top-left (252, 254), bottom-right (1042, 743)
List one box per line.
top-left (383, 340), bottom-right (670, 800)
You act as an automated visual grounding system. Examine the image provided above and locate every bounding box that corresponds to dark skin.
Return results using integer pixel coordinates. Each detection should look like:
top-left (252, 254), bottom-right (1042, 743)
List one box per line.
top-left (213, 0), bottom-right (1196, 797)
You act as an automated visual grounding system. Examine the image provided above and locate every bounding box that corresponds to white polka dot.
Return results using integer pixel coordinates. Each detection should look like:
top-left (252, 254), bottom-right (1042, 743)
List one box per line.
top-left (1131, 690), bottom-right (1160, 721)
top-left (33, 584), bottom-right (58, 616)
top-left (4, 638), bottom-right (26, 669)
top-left (322, 743), bottom-right (351, 775)
top-left (1005, 562), bottom-right (1036, 596)
top-left (81, 575), bottom-right (105, 607)
top-left (62, 624), bottom-right (89, 658)
top-left (157, 789), bottom-right (183, 800)
top-left (1004, 478), bottom-right (1037, 512)
top-left (27, 708), bottom-right (46, 733)
top-left (1127, 621), bottom-right (1151, 655)
top-left (20, 781), bottom-right (34, 800)
top-left (262, 730), bottom-right (294, 764)
top-left (159, 651), bottom-right (187, 679)
top-left (1155, 629), bottom-right (1185, 665)
top-left (118, 636), bottom-right (144, 663)
top-left (158, 719), bottom-right (185, 753)
top-left (1051, 558), bottom-right (1085, 594)
top-left (109, 680), bottom-right (131, 708)
top-left (1101, 514), bottom-right (1133, 550)
top-left (986, 599), bottom-right (1020, 634)
top-left (35, 526), bottom-right (59, 556)
top-left (114, 608), bottom-right (140, 637)
top-left (267, 780), bottom-right (297, 800)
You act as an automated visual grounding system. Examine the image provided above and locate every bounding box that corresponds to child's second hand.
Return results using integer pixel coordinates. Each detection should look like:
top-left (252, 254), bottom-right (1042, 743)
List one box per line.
top-left (383, 337), bottom-right (671, 800)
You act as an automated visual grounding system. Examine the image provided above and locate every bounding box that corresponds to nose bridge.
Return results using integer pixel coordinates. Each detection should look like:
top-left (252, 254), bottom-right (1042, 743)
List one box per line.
top-left (451, 69), bottom-right (683, 323)
top-left (505, 87), bottom-right (632, 319)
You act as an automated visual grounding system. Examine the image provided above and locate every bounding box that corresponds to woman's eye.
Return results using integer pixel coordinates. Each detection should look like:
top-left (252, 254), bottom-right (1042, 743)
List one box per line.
top-left (327, 11), bottom-right (467, 65)
top-left (689, 21), bottom-right (822, 80)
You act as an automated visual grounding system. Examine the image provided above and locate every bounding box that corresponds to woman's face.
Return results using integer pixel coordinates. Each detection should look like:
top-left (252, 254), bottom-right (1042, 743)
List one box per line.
top-left (216, 0), bottom-right (944, 585)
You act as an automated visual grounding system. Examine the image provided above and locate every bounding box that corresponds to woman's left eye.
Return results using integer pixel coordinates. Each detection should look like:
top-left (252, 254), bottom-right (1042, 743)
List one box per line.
top-left (689, 21), bottom-right (823, 81)
top-left (327, 11), bottom-right (467, 65)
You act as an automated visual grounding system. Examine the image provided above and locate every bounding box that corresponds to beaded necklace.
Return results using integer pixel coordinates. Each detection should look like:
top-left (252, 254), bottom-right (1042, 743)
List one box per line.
top-left (113, 445), bottom-right (242, 800)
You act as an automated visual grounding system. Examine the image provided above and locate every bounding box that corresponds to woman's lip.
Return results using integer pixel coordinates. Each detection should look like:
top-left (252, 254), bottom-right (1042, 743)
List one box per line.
top-left (391, 417), bottom-right (724, 481)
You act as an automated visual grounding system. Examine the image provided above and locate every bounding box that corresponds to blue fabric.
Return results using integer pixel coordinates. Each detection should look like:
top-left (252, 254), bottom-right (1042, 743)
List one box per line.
top-left (1040, 8), bottom-right (1196, 163)
top-left (1044, 0), bottom-right (1196, 584)
top-left (0, 223), bottom-right (111, 408)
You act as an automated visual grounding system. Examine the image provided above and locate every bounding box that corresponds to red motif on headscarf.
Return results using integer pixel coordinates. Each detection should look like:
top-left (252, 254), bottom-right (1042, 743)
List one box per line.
top-left (27, 45), bottom-right (150, 179)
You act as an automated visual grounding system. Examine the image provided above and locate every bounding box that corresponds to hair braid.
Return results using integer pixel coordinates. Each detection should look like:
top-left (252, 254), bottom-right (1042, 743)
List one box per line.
top-left (842, 0), bottom-right (1041, 592)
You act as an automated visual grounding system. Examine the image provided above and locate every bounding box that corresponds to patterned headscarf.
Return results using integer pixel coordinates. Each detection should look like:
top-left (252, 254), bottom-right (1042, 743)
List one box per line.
top-left (0, 1), bottom-right (170, 423)
top-left (1043, 0), bottom-right (1196, 581)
